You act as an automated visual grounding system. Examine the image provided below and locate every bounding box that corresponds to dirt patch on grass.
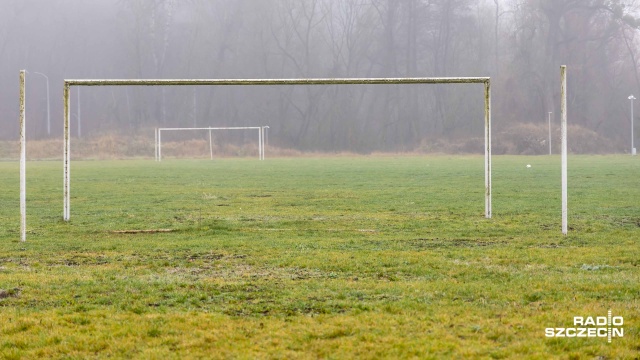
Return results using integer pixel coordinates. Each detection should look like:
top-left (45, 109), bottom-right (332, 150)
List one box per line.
top-left (406, 238), bottom-right (505, 249)
top-left (0, 288), bottom-right (21, 299)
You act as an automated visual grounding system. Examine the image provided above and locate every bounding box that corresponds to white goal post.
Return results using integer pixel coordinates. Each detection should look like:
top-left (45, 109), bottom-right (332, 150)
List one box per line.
top-left (19, 70), bottom-right (26, 242)
top-left (62, 77), bottom-right (492, 222)
top-left (155, 126), bottom-right (268, 161)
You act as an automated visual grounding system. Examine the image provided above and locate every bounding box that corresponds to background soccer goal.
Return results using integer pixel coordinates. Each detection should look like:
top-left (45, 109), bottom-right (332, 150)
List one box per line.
top-left (155, 126), bottom-right (268, 161)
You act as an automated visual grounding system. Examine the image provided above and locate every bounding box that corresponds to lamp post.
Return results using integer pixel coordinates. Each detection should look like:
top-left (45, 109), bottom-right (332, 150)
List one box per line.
top-left (77, 88), bottom-right (81, 138)
top-left (263, 126), bottom-right (269, 160)
top-left (33, 72), bottom-right (50, 135)
top-left (263, 126), bottom-right (269, 148)
top-left (72, 113), bottom-right (81, 139)
top-left (548, 112), bottom-right (552, 155)
top-left (629, 95), bottom-right (636, 155)
top-left (193, 88), bottom-right (197, 127)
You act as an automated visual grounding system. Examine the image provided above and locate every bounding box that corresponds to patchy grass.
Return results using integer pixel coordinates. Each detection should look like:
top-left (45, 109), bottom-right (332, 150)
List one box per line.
top-left (0, 155), bottom-right (639, 359)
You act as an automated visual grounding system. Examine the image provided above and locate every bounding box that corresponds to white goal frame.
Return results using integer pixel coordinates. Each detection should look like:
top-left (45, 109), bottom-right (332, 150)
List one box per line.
top-left (62, 77), bottom-right (492, 222)
top-left (155, 126), bottom-right (268, 161)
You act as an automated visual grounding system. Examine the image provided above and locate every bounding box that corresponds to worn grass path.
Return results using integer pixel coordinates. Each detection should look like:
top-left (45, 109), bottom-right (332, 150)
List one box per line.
top-left (0, 155), bottom-right (638, 359)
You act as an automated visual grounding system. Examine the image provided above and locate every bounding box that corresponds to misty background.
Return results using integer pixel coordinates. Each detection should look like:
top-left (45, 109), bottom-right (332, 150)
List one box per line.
top-left (2, 0), bottom-right (640, 154)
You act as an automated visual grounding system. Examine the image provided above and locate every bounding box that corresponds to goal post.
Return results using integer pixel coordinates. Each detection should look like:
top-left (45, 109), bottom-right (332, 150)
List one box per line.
top-left (561, 66), bottom-right (568, 235)
top-left (62, 77), bottom-right (492, 222)
top-left (19, 70), bottom-right (26, 242)
top-left (155, 126), bottom-right (268, 161)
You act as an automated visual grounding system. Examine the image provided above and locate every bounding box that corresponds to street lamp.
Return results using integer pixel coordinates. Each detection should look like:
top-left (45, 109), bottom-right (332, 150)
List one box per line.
top-left (548, 112), bottom-right (552, 155)
top-left (77, 88), bottom-right (81, 138)
top-left (193, 88), bottom-right (197, 127)
top-left (629, 95), bottom-right (636, 155)
top-left (263, 126), bottom-right (270, 160)
top-left (72, 113), bottom-right (81, 138)
top-left (33, 72), bottom-right (50, 136)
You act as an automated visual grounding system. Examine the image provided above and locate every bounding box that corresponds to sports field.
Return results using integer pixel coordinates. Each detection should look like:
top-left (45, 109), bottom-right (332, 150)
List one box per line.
top-left (0, 155), bottom-right (638, 358)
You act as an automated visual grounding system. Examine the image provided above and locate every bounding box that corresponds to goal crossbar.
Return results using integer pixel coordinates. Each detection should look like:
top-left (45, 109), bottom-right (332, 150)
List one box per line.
top-left (65, 77), bottom-right (489, 86)
top-left (63, 77), bottom-right (492, 221)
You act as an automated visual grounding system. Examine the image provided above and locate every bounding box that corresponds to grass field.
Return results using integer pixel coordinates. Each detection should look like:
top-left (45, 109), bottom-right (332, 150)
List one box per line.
top-left (0, 155), bottom-right (638, 359)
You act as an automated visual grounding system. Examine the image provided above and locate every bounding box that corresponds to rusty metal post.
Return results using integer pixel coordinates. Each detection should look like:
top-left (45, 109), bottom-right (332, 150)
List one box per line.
top-left (561, 66), bottom-right (568, 235)
top-left (484, 79), bottom-right (492, 219)
top-left (19, 70), bottom-right (26, 241)
top-left (63, 82), bottom-right (71, 221)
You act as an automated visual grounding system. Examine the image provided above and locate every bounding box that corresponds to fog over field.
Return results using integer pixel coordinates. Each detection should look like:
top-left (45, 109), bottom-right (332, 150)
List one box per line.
top-left (2, 0), bottom-right (640, 154)
top-left (2, 2), bottom-right (640, 358)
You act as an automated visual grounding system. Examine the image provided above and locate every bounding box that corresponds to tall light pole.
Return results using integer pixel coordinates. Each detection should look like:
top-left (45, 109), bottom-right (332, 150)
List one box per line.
top-left (33, 72), bottom-right (50, 136)
top-left (263, 126), bottom-right (269, 160)
top-left (629, 95), bottom-right (636, 155)
top-left (73, 113), bottom-right (82, 139)
top-left (77, 88), bottom-right (81, 138)
top-left (263, 126), bottom-right (269, 148)
top-left (548, 112), bottom-right (552, 155)
top-left (193, 88), bottom-right (197, 127)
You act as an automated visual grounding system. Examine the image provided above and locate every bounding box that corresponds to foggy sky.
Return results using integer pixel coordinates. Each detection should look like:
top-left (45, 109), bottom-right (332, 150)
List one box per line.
top-left (2, 0), bottom-right (639, 154)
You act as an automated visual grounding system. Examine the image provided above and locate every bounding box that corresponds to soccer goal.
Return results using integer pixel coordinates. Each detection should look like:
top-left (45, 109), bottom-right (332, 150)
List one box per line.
top-left (155, 126), bottom-right (268, 161)
top-left (60, 77), bottom-right (492, 222)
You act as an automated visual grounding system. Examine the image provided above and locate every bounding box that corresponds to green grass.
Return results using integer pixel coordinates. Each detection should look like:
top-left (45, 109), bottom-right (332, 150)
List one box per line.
top-left (0, 155), bottom-right (638, 359)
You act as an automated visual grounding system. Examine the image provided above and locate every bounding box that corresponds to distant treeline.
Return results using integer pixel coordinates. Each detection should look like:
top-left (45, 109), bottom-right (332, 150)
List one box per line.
top-left (1, 0), bottom-right (639, 153)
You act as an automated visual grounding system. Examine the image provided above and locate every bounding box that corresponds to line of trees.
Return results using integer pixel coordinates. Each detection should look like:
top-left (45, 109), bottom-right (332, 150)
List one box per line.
top-left (1, 0), bottom-right (640, 152)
